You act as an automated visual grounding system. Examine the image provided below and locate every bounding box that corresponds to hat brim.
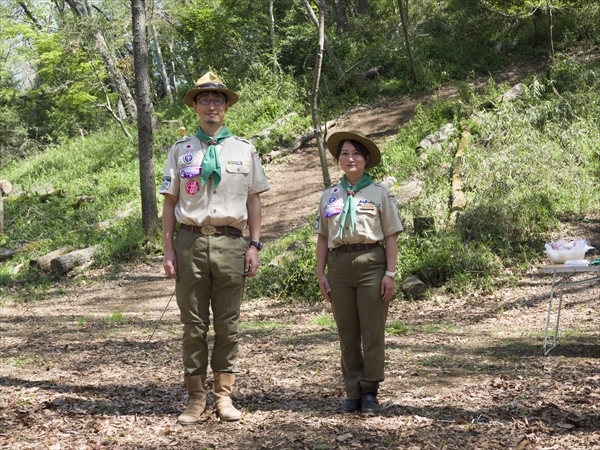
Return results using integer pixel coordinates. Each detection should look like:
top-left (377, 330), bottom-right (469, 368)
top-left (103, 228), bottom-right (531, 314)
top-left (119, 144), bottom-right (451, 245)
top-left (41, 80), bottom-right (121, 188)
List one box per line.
top-left (326, 131), bottom-right (381, 169)
top-left (183, 87), bottom-right (239, 107)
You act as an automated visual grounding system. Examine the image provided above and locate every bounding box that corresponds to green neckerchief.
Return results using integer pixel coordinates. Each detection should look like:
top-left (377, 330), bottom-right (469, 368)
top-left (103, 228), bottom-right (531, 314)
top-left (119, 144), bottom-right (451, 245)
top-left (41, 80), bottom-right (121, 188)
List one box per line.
top-left (195, 125), bottom-right (233, 189)
top-left (338, 174), bottom-right (374, 238)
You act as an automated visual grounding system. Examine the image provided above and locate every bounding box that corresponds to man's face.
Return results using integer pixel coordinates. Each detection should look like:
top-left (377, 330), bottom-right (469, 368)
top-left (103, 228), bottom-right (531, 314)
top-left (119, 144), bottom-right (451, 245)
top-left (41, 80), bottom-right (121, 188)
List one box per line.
top-left (193, 91), bottom-right (229, 127)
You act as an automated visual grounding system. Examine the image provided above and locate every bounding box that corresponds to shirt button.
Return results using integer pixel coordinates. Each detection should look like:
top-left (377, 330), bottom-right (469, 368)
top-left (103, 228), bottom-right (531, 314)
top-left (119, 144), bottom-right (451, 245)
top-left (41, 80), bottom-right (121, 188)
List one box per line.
top-left (213, 190), bottom-right (217, 194)
top-left (213, 209), bottom-right (217, 213)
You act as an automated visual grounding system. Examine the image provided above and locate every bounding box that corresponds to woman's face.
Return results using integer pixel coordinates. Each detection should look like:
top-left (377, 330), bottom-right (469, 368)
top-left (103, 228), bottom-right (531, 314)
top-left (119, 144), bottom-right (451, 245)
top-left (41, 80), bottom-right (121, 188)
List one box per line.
top-left (338, 141), bottom-right (368, 177)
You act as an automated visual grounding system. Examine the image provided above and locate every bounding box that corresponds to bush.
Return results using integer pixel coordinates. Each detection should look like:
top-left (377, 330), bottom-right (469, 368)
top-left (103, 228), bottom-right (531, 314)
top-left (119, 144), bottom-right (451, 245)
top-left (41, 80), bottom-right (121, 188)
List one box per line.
top-left (246, 225), bottom-right (321, 303)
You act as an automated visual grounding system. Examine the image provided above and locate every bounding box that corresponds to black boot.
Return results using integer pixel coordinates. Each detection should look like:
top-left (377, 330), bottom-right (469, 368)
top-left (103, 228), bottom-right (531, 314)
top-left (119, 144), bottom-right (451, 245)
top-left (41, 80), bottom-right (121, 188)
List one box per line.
top-left (335, 399), bottom-right (361, 414)
top-left (360, 383), bottom-right (379, 416)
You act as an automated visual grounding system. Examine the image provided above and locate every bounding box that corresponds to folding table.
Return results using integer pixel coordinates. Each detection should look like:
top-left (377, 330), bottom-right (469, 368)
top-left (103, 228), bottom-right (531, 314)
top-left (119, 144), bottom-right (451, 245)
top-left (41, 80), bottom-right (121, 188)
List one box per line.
top-left (539, 264), bottom-right (600, 355)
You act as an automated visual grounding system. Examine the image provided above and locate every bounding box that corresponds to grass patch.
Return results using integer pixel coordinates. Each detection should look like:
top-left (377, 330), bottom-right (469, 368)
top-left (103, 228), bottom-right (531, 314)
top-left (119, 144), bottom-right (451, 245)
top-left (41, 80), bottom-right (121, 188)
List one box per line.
top-left (106, 310), bottom-right (126, 324)
top-left (386, 320), bottom-right (412, 335)
top-left (314, 316), bottom-right (335, 329)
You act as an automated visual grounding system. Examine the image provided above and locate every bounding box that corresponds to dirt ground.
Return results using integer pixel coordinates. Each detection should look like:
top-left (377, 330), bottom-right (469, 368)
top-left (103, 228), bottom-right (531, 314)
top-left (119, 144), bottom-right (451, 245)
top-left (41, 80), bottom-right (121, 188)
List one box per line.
top-left (3, 63), bottom-right (600, 450)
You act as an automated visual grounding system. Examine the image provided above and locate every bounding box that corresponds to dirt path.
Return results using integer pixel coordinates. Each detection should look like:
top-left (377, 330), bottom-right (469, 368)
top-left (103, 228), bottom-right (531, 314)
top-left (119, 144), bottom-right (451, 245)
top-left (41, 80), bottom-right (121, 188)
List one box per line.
top-left (3, 64), bottom-right (600, 449)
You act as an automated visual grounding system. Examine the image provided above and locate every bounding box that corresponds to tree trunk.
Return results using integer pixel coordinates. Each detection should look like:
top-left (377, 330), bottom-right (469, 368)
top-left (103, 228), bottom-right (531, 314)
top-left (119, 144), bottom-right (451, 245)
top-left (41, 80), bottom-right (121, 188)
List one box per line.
top-left (132, 0), bottom-right (160, 236)
top-left (249, 112), bottom-right (298, 144)
top-left (450, 127), bottom-right (469, 224)
top-left (30, 246), bottom-right (75, 271)
top-left (50, 245), bottom-right (100, 274)
top-left (333, 0), bottom-right (347, 32)
top-left (263, 120), bottom-right (336, 162)
top-left (167, 41), bottom-right (178, 93)
top-left (269, 0), bottom-right (278, 74)
top-left (304, 0), bottom-right (330, 188)
top-left (357, 0), bottom-right (369, 15)
top-left (0, 180), bottom-right (11, 234)
top-left (152, 24), bottom-right (173, 103)
top-left (301, 0), bottom-right (345, 82)
top-left (397, 0), bottom-right (418, 83)
top-left (64, 0), bottom-right (138, 120)
top-left (402, 274), bottom-right (427, 297)
top-left (547, 1), bottom-right (554, 58)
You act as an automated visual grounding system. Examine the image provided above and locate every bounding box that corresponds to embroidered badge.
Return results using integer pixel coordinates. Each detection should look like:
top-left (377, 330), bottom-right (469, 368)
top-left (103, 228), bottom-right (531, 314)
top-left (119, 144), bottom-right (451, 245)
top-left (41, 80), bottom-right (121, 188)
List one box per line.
top-left (179, 165), bottom-right (202, 178)
top-left (185, 180), bottom-right (200, 195)
top-left (183, 152), bottom-right (194, 163)
top-left (160, 176), bottom-right (172, 190)
top-left (184, 143), bottom-right (194, 150)
top-left (327, 195), bottom-right (338, 204)
top-left (325, 198), bottom-right (343, 218)
top-left (325, 204), bottom-right (343, 218)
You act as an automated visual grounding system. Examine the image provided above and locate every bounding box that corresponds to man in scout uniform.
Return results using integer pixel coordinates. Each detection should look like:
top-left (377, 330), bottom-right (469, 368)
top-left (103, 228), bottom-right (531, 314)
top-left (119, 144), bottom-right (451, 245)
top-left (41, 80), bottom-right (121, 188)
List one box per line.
top-left (160, 72), bottom-right (270, 424)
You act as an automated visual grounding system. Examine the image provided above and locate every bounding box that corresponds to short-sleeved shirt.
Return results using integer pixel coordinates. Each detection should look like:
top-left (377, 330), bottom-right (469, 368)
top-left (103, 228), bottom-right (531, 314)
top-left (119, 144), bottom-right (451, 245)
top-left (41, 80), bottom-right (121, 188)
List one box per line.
top-left (159, 135), bottom-right (270, 231)
top-left (314, 182), bottom-right (403, 249)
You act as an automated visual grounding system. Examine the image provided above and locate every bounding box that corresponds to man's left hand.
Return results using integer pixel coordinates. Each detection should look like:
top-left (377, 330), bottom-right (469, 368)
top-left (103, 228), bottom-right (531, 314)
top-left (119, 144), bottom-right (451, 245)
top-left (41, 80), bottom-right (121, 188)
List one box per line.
top-left (245, 246), bottom-right (259, 277)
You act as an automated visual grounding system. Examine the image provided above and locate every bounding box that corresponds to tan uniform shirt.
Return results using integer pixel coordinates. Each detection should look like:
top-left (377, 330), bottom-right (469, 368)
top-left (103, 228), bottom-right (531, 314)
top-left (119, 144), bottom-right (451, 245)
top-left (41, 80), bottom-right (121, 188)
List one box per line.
top-left (159, 135), bottom-right (270, 231)
top-left (315, 182), bottom-right (403, 248)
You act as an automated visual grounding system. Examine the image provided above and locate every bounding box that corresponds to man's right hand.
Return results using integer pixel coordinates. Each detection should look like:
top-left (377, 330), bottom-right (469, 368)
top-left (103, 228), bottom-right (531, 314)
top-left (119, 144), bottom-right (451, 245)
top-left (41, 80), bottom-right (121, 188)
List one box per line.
top-left (163, 250), bottom-right (178, 279)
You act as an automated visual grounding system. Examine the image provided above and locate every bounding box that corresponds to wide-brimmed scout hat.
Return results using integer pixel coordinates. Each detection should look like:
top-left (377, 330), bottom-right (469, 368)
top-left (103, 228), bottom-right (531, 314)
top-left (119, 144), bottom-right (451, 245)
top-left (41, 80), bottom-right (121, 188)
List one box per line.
top-left (326, 130), bottom-right (381, 169)
top-left (183, 72), bottom-right (239, 107)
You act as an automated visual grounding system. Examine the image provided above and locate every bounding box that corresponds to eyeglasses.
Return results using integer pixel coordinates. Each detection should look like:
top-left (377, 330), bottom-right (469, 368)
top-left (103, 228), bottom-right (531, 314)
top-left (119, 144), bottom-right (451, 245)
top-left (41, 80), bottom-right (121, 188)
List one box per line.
top-left (197, 97), bottom-right (225, 106)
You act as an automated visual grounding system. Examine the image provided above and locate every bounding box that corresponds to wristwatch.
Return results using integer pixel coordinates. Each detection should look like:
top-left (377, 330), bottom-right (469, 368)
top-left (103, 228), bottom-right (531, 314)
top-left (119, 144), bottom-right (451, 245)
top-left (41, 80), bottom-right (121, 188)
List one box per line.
top-left (249, 241), bottom-right (264, 251)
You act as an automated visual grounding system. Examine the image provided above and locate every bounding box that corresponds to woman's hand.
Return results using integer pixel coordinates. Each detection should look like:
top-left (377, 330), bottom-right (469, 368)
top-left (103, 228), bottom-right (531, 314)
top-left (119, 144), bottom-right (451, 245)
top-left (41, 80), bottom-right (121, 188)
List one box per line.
top-left (380, 274), bottom-right (396, 302)
top-left (318, 275), bottom-right (332, 302)
top-left (163, 250), bottom-right (178, 279)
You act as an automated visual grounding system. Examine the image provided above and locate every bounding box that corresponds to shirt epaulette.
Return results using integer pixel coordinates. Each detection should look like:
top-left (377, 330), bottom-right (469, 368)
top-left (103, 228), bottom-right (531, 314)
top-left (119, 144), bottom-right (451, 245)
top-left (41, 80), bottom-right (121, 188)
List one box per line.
top-left (232, 136), bottom-right (253, 146)
top-left (323, 183), bottom-right (343, 193)
top-left (174, 136), bottom-right (192, 145)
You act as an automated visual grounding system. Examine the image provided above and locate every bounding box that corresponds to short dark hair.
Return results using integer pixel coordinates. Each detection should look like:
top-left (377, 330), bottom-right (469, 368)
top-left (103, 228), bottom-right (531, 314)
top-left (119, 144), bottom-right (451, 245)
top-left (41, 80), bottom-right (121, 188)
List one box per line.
top-left (335, 139), bottom-right (370, 161)
top-left (194, 90), bottom-right (228, 104)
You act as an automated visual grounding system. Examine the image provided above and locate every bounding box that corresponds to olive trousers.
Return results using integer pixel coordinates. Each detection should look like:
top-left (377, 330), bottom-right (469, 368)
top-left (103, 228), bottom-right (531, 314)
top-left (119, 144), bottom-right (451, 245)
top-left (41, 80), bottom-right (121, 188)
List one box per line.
top-left (327, 245), bottom-right (389, 399)
top-left (174, 229), bottom-right (248, 376)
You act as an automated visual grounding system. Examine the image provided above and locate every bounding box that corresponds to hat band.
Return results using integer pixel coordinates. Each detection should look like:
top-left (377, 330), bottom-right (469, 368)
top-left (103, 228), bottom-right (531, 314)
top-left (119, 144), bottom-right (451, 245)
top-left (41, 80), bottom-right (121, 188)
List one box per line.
top-left (197, 82), bottom-right (227, 89)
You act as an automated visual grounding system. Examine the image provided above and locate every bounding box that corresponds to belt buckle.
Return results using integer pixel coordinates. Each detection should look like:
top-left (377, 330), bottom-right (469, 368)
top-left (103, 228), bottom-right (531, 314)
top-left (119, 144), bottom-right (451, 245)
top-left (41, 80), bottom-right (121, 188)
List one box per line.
top-left (200, 225), bottom-right (217, 236)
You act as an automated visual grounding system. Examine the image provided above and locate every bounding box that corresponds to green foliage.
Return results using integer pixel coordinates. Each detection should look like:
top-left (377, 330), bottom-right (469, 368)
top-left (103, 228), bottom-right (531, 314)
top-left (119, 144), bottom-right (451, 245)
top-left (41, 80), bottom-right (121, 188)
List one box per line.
top-left (245, 225), bottom-right (321, 303)
top-left (0, 125), bottom-right (161, 295)
top-left (106, 310), bottom-right (126, 324)
top-left (314, 316), bottom-right (335, 328)
top-left (226, 71), bottom-right (310, 148)
top-left (386, 320), bottom-right (412, 335)
top-left (397, 232), bottom-right (504, 296)
top-left (2, 0), bottom-right (600, 305)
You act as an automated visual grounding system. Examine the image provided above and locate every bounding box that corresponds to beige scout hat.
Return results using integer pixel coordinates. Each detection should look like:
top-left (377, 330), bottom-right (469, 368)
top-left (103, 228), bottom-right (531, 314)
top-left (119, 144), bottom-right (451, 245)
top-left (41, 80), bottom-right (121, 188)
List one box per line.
top-left (183, 72), bottom-right (240, 107)
top-left (326, 130), bottom-right (381, 169)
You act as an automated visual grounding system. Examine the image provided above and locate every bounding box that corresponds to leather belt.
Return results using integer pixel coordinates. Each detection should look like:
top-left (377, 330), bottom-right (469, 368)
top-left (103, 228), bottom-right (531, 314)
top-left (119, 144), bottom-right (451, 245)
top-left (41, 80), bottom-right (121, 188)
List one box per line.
top-left (333, 242), bottom-right (380, 253)
top-left (179, 224), bottom-right (242, 236)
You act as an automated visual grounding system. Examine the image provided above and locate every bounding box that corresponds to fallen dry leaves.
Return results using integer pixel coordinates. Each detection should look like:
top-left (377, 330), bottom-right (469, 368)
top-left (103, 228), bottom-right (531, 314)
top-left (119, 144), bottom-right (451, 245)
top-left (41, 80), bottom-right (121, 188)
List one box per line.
top-left (2, 259), bottom-right (600, 450)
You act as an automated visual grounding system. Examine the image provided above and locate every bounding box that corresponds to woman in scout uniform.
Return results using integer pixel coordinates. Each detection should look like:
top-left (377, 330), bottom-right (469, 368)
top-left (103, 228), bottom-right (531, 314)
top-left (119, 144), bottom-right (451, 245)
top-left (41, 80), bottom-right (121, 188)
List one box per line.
top-left (315, 130), bottom-right (403, 415)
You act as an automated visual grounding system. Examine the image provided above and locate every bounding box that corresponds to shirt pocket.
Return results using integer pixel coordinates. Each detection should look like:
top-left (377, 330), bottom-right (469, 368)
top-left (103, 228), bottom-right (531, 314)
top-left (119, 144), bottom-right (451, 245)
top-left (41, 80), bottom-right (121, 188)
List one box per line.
top-left (226, 161), bottom-right (250, 174)
top-left (355, 204), bottom-right (379, 235)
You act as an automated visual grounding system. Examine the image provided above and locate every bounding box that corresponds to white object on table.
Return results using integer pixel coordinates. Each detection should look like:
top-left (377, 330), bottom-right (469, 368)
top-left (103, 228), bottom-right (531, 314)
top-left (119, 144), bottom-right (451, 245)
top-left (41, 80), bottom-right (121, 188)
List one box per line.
top-left (539, 264), bottom-right (600, 355)
top-left (564, 259), bottom-right (589, 266)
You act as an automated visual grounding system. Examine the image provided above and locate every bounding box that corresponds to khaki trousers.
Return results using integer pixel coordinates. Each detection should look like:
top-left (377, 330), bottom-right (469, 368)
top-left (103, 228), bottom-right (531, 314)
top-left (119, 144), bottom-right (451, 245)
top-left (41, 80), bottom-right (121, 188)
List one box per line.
top-left (174, 229), bottom-right (248, 376)
top-left (327, 245), bottom-right (389, 399)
